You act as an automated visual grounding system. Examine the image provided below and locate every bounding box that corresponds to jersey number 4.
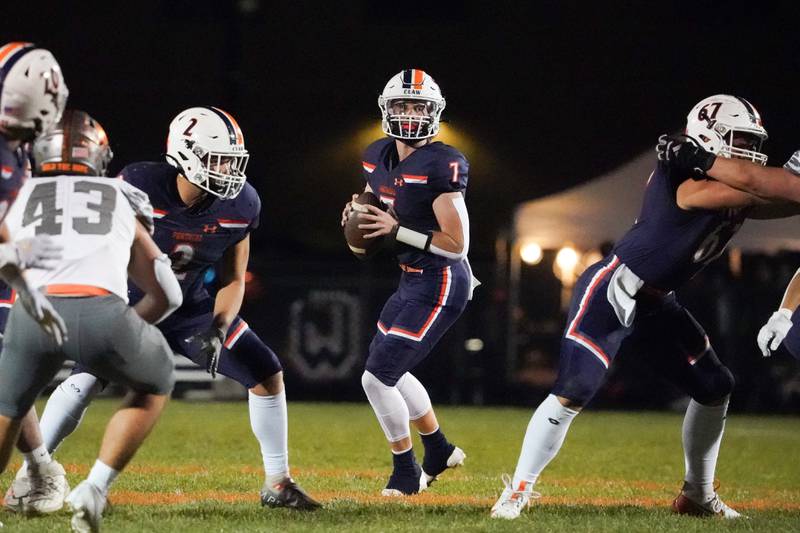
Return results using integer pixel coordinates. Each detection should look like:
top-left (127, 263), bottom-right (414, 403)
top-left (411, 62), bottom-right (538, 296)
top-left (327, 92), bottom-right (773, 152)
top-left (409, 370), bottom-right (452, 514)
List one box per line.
top-left (22, 181), bottom-right (117, 236)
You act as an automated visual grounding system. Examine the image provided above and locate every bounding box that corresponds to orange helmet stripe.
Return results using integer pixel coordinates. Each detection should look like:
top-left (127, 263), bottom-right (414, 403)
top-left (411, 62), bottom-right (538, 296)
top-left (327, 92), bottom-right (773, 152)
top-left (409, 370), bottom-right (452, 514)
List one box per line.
top-left (412, 69), bottom-right (424, 89)
top-left (0, 42), bottom-right (32, 68)
top-left (216, 107), bottom-right (244, 145)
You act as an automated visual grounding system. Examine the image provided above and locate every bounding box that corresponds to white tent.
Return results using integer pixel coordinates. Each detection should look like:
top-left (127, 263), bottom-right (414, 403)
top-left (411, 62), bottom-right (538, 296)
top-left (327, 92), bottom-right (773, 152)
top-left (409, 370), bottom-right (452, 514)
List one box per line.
top-left (514, 150), bottom-right (800, 253)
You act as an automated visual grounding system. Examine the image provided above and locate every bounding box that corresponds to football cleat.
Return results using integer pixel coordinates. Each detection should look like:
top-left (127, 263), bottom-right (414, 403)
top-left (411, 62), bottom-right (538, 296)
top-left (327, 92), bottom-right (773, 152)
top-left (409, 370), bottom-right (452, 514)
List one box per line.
top-left (66, 480), bottom-right (107, 533)
top-left (490, 473), bottom-right (540, 520)
top-left (672, 482), bottom-right (743, 519)
top-left (422, 445), bottom-right (466, 486)
top-left (260, 477), bottom-right (321, 510)
top-left (4, 460), bottom-right (69, 514)
top-left (381, 461), bottom-right (427, 497)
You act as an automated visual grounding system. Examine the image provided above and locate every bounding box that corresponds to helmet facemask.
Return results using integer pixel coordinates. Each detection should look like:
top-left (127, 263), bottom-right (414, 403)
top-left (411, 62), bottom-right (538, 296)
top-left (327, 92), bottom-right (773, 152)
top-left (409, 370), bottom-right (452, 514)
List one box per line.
top-left (379, 97), bottom-right (445, 140)
top-left (712, 123), bottom-right (768, 166)
top-left (186, 140), bottom-right (249, 200)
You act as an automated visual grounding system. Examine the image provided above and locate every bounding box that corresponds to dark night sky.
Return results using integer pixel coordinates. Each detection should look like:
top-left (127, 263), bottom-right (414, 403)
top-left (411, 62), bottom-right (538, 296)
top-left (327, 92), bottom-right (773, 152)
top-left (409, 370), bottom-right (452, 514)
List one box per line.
top-left (9, 1), bottom-right (799, 258)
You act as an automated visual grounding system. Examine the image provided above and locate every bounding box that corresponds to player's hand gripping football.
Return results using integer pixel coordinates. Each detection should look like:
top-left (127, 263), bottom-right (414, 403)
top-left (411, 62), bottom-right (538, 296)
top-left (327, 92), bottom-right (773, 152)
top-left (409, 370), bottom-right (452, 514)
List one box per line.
top-left (656, 134), bottom-right (717, 179)
top-left (187, 326), bottom-right (226, 377)
top-left (18, 287), bottom-right (68, 347)
top-left (341, 194), bottom-right (359, 227)
top-left (757, 309), bottom-right (793, 357)
top-left (358, 204), bottom-right (399, 239)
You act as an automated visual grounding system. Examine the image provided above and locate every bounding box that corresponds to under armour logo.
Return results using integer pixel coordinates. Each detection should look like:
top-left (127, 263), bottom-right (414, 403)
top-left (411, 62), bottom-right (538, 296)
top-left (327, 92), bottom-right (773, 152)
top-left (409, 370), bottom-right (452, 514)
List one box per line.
top-left (203, 224), bottom-right (218, 233)
top-left (548, 418), bottom-right (560, 425)
top-left (394, 177), bottom-right (405, 187)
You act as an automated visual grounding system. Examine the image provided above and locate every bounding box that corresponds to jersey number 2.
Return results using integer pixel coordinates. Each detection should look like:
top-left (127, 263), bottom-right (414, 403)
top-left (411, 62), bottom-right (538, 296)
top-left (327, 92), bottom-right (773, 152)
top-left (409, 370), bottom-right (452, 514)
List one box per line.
top-left (22, 181), bottom-right (117, 235)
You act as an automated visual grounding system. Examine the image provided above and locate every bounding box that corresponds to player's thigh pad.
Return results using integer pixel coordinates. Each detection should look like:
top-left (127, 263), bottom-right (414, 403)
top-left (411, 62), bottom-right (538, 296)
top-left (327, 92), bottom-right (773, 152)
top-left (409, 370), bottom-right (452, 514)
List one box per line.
top-left (0, 301), bottom-right (66, 418)
top-left (167, 316), bottom-right (282, 389)
top-left (552, 258), bottom-right (633, 404)
top-left (74, 296), bottom-right (175, 395)
top-left (634, 297), bottom-right (734, 404)
top-left (366, 263), bottom-right (470, 386)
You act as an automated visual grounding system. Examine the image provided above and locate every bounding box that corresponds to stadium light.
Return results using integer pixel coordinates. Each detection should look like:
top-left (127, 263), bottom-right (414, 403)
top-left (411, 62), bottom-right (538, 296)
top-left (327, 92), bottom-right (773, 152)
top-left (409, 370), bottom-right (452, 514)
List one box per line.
top-left (465, 338), bottom-right (485, 352)
top-left (520, 242), bottom-right (543, 265)
top-left (555, 245), bottom-right (579, 272)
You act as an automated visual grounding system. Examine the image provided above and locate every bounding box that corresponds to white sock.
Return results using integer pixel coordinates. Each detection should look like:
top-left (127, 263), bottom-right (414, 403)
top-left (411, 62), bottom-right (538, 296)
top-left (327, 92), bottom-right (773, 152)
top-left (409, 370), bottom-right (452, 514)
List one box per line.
top-left (248, 390), bottom-right (289, 485)
top-left (361, 371), bottom-right (411, 442)
top-left (40, 373), bottom-right (102, 453)
top-left (395, 373), bottom-right (432, 420)
top-left (86, 460), bottom-right (119, 497)
top-left (682, 397), bottom-right (729, 502)
top-left (23, 444), bottom-right (52, 474)
top-left (512, 394), bottom-right (579, 489)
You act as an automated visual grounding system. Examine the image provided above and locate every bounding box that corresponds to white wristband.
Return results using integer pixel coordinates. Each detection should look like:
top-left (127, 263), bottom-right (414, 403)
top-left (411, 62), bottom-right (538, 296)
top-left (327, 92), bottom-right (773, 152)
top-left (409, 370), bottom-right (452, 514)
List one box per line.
top-left (778, 308), bottom-right (794, 320)
top-left (395, 226), bottom-right (431, 251)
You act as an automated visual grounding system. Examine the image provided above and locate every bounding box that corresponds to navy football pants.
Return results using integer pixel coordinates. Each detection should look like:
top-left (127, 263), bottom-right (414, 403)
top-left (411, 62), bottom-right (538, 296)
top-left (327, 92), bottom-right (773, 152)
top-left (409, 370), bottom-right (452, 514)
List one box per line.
top-left (75, 296), bottom-right (282, 389)
top-left (366, 260), bottom-right (470, 386)
top-left (552, 255), bottom-right (734, 406)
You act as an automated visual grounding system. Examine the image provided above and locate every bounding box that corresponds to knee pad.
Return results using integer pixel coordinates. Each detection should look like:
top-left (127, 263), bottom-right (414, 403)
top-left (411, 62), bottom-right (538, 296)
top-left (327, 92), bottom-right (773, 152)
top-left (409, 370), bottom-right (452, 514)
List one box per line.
top-left (551, 347), bottom-right (607, 406)
top-left (395, 373), bottom-right (432, 420)
top-left (365, 337), bottom-right (420, 387)
top-left (361, 370), bottom-right (410, 442)
top-left (689, 358), bottom-right (735, 405)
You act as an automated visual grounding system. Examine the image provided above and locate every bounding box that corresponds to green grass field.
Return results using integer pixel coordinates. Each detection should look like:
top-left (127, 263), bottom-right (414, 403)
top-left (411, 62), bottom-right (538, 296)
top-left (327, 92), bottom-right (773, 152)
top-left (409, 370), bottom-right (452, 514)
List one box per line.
top-left (1, 400), bottom-right (798, 532)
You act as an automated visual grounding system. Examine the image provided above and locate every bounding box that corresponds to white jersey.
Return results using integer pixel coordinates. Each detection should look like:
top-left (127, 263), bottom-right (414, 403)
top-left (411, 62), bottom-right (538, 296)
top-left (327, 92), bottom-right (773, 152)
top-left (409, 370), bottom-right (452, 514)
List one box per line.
top-left (784, 150), bottom-right (800, 176)
top-left (4, 175), bottom-right (146, 302)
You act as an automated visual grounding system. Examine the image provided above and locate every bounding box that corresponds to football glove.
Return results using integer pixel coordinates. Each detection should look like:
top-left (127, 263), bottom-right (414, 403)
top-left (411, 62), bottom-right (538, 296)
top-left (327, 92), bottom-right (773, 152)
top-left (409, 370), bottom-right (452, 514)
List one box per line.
top-left (17, 287), bottom-right (68, 347)
top-left (187, 326), bottom-right (226, 377)
top-left (656, 134), bottom-right (717, 179)
top-left (757, 309), bottom-right (793, 357)
top-left (0, 236), bottom-right (62, 270)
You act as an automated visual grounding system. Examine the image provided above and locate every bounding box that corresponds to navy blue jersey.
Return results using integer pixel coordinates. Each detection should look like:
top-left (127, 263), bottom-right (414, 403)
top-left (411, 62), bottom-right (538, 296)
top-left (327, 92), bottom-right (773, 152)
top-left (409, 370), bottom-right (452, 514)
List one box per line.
top-left (120, 162), bottom-right (260, 304)
top-left (612, 162), bottom-right (746, 291)
top-left (0, 139), bottom-right (30, 318)
top-left (361, 138), bottom-right (468, 269)
top-left (0, 139), bottom-right (29, 218)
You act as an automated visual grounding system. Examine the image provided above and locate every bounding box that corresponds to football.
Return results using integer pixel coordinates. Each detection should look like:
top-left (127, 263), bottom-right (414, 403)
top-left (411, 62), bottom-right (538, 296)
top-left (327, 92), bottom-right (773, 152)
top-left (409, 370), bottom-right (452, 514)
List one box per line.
top-left (344, 191), bottom-right (383, 259)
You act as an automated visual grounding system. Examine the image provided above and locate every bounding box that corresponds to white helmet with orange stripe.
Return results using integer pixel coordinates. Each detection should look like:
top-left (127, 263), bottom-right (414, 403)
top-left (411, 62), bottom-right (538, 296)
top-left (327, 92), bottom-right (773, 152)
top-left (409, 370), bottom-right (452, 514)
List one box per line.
top-left (378, 69), bottom-right (446, 141)
top-left (166, 106), bottom-right (249, 199)
top-left (685, 94), bottom-right (768, 166)
top-left (0, 42), bottom-right (68, 141)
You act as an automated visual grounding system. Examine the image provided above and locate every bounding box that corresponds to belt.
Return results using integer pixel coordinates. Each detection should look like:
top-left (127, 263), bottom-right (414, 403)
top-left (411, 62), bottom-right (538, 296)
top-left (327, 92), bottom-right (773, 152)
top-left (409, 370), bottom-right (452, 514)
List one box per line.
top-left (46, 284), bottom-right (112, 297)
top-left (399, 264), bottom-right (424, 274)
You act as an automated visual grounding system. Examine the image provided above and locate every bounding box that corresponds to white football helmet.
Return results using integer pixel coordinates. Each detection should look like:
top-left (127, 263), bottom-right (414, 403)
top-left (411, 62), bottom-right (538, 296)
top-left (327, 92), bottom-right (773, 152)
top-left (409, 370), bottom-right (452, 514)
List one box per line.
top-left (0, 42), bottom-right (68, 140)
top-left (686, 94), bottom-right (768, 166)
top-left (166, 106), bottom-right (249, 199)
top-left (378, 69), bottom-right (446, 140)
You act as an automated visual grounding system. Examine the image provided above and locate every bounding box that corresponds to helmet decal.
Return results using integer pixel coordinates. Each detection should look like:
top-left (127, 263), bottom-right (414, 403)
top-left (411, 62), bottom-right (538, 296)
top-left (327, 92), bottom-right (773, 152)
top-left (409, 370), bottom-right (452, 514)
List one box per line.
top-left (401, 69), bottom-right (425, 91)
